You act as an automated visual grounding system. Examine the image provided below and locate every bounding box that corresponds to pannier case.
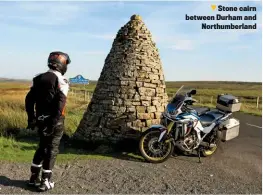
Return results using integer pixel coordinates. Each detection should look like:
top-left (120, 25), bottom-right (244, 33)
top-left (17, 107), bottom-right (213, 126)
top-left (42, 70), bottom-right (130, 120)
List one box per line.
top-left (216, 94), bottom-right (241, 112)
top-left (220, 118), bottom-right (240, 141)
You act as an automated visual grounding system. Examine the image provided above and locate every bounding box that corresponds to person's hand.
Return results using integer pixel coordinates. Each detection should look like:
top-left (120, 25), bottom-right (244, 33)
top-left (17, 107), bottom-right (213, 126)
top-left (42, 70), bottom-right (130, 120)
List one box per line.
top-left (46, 118), bottom-right (57, 129)
top-left (42, 118), bottom-right (60, 136)
top-left (27, 119), bottom-right (36, 130)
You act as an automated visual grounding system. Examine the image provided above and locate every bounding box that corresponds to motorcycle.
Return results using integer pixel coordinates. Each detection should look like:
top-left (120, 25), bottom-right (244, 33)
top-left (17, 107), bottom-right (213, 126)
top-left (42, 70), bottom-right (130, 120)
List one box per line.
top-left (139, 85), bottom-right (241, 163)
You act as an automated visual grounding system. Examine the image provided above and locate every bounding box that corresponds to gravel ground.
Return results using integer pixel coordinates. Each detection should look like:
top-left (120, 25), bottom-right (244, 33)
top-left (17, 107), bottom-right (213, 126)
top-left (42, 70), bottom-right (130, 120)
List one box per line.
top-left (0, 113), bottom-right (261, 194)
top-left (0, 149), bottom-right (261, 194)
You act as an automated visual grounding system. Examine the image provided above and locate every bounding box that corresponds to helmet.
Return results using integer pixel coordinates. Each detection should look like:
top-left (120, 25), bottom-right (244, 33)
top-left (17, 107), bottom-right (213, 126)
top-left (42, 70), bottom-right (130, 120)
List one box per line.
top-left (47, 51), bottom-right (71, 75)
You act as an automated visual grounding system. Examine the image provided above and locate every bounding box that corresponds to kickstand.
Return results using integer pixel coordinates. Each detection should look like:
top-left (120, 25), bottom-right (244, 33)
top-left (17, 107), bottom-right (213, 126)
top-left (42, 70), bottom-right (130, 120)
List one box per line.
top-left (198, 148), bottom-right (202, 163)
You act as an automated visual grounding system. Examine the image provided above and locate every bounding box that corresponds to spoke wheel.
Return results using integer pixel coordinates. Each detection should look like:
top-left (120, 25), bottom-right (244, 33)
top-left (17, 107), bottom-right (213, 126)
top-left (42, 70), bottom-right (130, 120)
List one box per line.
top-left (202, 144), bottom-right (218, 156)
top-left (201, 130), bottom-right (221, 157)
top-left (139, 130), bottom-right (174, 163)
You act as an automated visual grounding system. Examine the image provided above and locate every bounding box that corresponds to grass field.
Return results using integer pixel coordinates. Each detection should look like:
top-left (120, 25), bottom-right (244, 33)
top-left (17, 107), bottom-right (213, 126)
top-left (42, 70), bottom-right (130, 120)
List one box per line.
top-left (70, 81), bottom-right (262, 116)
top-left (0, 136), bottom-right (112, 164)
top-left (0, 80), bottom-right (261, 136)
top-left (0, 80), bottom-right (261, 162)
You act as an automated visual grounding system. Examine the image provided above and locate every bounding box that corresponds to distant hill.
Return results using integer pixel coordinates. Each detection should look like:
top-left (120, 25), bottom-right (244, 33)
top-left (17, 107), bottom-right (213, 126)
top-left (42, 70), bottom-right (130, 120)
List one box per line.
top-left (0, 78), bottom-right (30, 82)
top-left (0, 78), bottom-right (261, 86)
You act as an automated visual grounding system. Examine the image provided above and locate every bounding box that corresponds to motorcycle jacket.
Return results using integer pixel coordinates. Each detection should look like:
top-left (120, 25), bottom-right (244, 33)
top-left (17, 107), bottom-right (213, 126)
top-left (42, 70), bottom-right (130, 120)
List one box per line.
top-left (25, 69), bottom-right (69, 126)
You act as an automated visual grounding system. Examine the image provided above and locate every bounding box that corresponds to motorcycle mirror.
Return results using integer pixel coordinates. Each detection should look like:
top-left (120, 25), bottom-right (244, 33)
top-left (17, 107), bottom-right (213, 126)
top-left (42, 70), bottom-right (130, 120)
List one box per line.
top-left (190, 89), bottom-right (197, 95)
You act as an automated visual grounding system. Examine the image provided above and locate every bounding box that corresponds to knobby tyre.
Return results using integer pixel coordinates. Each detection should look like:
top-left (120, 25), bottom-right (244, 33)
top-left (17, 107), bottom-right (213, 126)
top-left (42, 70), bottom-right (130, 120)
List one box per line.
top-left (139, 129), bottom-right (174, 163)
top-left (201, 130), bottom-right (222, 157)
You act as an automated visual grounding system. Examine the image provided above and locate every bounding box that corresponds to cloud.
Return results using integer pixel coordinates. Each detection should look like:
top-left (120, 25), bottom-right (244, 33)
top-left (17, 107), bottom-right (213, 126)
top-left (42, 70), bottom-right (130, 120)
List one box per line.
top-left (0, 1), bottom-right (261, 82)
top-left (0, 2), bottom-right (83, 26)
top-left (141, 1), bottom-right (261, 52)
top-left (169, 40), bottom-right (195, 51)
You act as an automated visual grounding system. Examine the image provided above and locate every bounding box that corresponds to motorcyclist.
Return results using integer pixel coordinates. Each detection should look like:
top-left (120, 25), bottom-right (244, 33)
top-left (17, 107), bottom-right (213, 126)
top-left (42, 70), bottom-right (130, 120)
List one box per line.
top-left (25, 51), bottom-right (71, 192)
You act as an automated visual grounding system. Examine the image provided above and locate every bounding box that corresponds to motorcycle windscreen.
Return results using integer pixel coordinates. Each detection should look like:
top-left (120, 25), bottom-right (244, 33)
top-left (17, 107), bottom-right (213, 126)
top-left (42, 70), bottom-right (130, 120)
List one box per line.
top-left (170, 94), bottom-right (185, 104)
top-left (167, 100), bottom-right (184, 116)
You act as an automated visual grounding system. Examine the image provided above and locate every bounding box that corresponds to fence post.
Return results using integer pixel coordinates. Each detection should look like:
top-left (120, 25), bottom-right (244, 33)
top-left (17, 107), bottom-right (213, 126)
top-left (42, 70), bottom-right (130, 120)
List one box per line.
top-left (75, 90), bottom-right (77, 103)
top-left (84, 90), bottom-right (86, 102)
top-left (256, 96), bottom-right (259, 109)
top-left (199, 96), bottom-right (202, 104)
top-left (211, 96), bottom-right (213, 104)
top-left (87, 92), bottom-right (90, 101)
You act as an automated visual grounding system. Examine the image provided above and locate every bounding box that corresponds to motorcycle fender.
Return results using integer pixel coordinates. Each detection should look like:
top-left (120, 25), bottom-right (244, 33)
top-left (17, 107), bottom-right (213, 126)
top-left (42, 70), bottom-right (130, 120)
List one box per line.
top-left (150, 124), bottom-right (167, 129)
top-left (158, 130), bottom-right (167, 142)
top-left (143, 125), bottom-right (168, 142)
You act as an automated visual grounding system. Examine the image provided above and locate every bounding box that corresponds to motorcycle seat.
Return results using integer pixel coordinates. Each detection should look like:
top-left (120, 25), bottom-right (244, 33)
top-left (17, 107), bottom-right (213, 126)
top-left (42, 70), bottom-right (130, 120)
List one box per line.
top-left (199, 114), bottom-right (215, 126)
top-left (194, 107), bottom-right (210, 116)
top-left (199, 110), bottom-right (224, 127)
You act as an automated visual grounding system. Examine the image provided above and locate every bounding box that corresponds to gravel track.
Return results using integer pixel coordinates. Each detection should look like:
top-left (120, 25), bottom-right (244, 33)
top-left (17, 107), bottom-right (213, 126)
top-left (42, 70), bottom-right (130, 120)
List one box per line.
top-left (0, 112), bottom-right (261, 194)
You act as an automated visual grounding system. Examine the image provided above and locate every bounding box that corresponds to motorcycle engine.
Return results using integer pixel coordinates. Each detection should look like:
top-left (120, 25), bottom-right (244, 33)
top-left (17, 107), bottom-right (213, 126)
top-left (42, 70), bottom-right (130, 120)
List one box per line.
top-left (184, 133), bottom-right (196, 149)
top-left (175, 130), bottom-right (198, 153)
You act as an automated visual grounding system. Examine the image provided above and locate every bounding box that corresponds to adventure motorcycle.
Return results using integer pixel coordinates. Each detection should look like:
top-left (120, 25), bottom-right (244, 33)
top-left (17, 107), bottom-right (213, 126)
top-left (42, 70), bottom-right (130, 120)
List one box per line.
top-left (139, 85), bottom-right (241, 163)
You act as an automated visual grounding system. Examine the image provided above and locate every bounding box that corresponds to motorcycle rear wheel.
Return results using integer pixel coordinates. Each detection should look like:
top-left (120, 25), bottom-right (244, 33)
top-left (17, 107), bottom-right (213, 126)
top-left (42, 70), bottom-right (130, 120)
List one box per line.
top-left (201, 145), bottom-right (218, 156)
top-left (139, 129), bottom-right (174, 163)
top-left (201, 130), bottom-right (221, 157)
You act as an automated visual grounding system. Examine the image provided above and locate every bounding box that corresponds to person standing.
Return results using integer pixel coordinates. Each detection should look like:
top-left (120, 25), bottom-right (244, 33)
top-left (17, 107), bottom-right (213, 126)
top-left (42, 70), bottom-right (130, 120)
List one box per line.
top-left (25, 51), bottom-right (71, 192)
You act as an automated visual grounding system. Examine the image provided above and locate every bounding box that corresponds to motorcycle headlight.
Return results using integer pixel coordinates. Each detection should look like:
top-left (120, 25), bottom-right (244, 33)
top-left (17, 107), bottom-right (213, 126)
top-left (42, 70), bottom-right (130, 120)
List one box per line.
top-left (166, 107), bottom-right (175, 116)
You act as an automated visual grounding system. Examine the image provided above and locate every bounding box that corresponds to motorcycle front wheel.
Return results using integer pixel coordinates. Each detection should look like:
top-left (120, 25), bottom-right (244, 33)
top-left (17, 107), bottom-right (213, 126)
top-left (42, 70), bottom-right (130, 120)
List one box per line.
top-left (139, 129), bottom-right (174, 163)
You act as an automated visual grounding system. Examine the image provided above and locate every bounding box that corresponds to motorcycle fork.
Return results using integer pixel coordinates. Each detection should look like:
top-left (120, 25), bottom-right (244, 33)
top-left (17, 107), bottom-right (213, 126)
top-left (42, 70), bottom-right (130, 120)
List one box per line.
top-left (158, 121), bottom-right (175, 143)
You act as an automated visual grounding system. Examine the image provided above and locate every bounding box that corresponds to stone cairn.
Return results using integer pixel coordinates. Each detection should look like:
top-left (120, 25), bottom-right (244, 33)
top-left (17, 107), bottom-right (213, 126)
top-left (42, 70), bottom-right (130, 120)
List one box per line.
top-left (72, 14), bottom-right (168, 143)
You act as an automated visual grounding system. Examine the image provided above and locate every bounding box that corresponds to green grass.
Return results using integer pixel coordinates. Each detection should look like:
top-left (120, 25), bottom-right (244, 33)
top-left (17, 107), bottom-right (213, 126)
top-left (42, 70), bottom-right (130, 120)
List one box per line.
top-left (70, 82), bottom-right (262, 116)
top-left (0, 89), bottom-right (86, 137)
top-left (0, 136), bottom-right (112, 163)
top-left (0, 81), bottom-right (261, 136)
top-left (167, 88), bottom-right (262, 97)
top-left (194, 102), bottom-right (262, 116)
top-left (0, 80), bottom-right (261, 163)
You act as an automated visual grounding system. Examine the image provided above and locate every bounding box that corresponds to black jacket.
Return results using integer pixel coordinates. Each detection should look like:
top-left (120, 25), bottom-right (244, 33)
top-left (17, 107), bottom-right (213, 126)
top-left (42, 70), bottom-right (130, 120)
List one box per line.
top-left (25, 69), bottom-right (69, 125)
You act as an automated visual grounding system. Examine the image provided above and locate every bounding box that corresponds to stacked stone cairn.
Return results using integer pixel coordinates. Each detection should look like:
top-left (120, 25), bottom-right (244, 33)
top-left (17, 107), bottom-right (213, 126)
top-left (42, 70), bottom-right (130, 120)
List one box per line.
top-left (72, 14), bottom-right (168, 143)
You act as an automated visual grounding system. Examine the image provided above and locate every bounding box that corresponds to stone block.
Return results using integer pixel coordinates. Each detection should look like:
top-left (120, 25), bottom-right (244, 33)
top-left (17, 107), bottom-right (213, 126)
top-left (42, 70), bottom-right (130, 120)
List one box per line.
top-left (132, 120), bottom-right (145, 128)
top-left (151, 119), bottom-right (161, 124)
top-left (136, 106), bottom-right (146, 113)
top-left (152, 100), bottom-right (161, 106)
top-left (137, 113), bottom-right (151, 120)
top-left (149, 74), bottom-right (159, 80)
top-left (146, 120), bottom-right (152, 126)
top-left (147, 106), bottom-right (157, 113)
top-left (138, 87), bottom-right (156, 96)
top-left (156, 106), bottom-right (165, 112)
top-left (141, 96), bottom-right (151, 101)
top-left (156, 87), bottom-right (164, 94)
top-left (132, 101), bottom-right (141, 106)
top-left (124, 100), bottom-right (133, 106)
top-left (150, 113), bottom-right (155, 119)
top-left (127, 106), bottom-right (136, 112)
top-left (141, 101), bottom-right (151, 106)
top-left (144, 83), bottom-right (156, 88)
top-left (136, 81), bottom-right (143, 87)
top-left (155, 112), bottom-right (162, 119)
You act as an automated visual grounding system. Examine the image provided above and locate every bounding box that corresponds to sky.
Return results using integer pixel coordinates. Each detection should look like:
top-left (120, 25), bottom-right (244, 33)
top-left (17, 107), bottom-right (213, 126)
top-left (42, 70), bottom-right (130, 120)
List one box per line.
top-left (0, 0), bottom-right (262, 82)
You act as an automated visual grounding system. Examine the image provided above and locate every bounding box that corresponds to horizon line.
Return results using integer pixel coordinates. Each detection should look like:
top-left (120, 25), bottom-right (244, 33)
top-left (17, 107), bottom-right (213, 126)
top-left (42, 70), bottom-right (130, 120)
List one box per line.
top-left (0, 77), bottom-right (261, 83)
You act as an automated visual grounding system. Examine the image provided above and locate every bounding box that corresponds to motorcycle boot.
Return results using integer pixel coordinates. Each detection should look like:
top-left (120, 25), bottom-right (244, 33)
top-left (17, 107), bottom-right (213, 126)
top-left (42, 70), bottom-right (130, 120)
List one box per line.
top-left (27, 163), bottom-right (42, 187)
top-left (38, 170), bottom-right (55, 192)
